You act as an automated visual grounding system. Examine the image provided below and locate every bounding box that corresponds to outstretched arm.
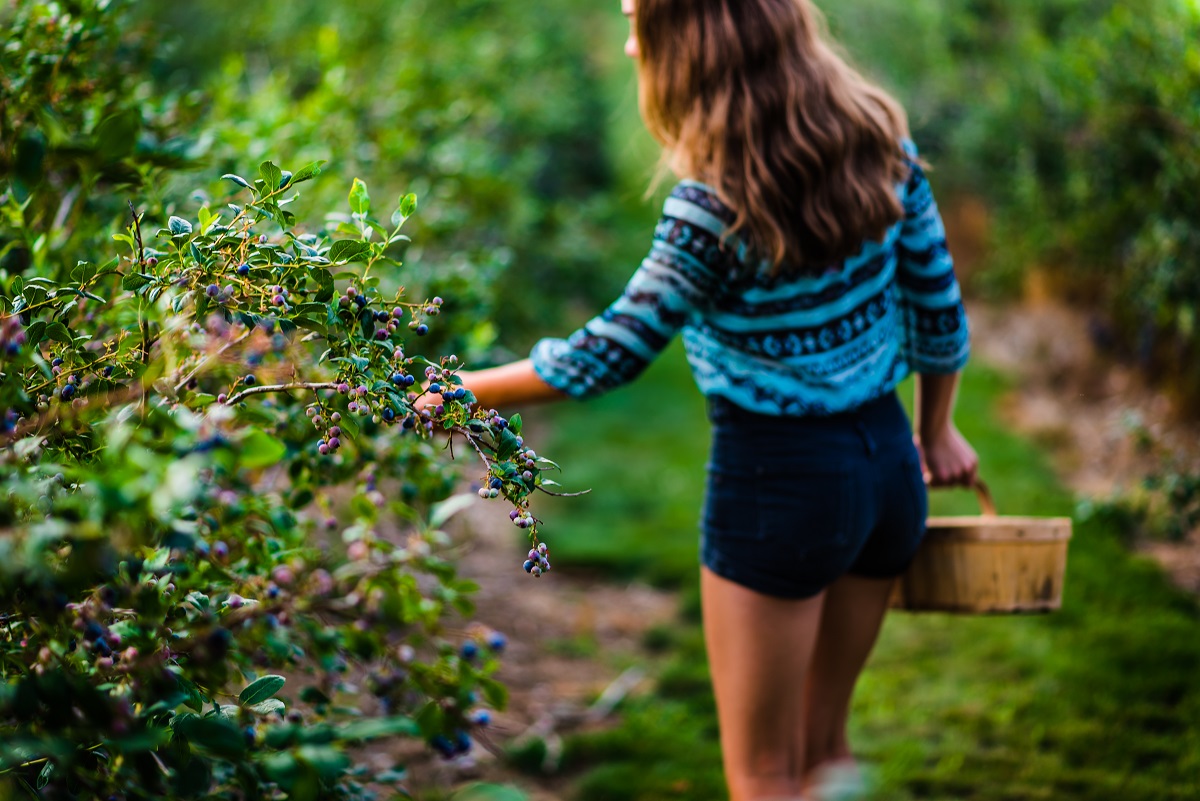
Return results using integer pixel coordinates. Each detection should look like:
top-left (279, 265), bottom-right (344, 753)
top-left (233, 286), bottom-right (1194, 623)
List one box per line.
top-left (457, 359), bottom-right (566, 411)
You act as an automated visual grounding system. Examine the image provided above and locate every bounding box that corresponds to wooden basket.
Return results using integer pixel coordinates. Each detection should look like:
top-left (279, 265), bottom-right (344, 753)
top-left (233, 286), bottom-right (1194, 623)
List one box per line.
top-left (889, 480), bottom-right (1072, 614)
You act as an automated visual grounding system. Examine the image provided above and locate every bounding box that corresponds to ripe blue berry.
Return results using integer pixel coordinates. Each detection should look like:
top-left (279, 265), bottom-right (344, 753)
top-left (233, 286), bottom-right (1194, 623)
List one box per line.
top-left (486, 632), bottom-right (507, 652)
top-left (60, 384), bottom-right (75, 399)
top-left (236, 263), bottom-right (250, 276)
top-left (206, 284), bottom-right (219, 297)
top-left (244, 374), bottom-right (257, 386)
top-left (402, 416), bottom-right (416, 429)
top-left (391, 372), bottom-right (405, 384)
top-left (428, 382), bottom-right (442, 395)
top-left (404, 374), bottom-right (417, 387)
top-left (523, 560), bottom-right (534, 573)
top-left (382, 408), bottom-right (395, 422)
top-left (461, 641), bottom-right (479, 660)
top-left (52, 357), bottom-right (63, 367)
top-left (489, 478), bottom-right (503, 489)
top-left (415, 324), bottom-right (429, 336)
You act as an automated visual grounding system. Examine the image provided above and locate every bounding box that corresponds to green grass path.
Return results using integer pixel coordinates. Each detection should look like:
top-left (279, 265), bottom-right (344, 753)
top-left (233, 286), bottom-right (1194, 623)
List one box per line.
top-left (528, 346), bottom-right (1200, 801)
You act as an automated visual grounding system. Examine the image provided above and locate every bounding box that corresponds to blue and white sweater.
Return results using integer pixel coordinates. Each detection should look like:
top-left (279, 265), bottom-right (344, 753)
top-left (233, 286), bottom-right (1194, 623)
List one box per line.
top-left (530, 141), bottom-right (970, 416)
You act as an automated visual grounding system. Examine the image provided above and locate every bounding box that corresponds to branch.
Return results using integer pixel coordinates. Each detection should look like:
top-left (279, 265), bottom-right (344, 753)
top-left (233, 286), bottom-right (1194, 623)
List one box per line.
top-left (174, 329), bottom-right (252, 393)
top-left (223, 382), bottom-right (339, 406)
top-left (535, 485), bottom-right (591, 498)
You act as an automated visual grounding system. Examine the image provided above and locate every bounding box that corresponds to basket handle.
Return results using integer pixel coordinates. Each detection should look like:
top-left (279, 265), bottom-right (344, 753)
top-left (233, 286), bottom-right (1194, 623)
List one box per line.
top-left (972, 478), bottom-right (997, 517)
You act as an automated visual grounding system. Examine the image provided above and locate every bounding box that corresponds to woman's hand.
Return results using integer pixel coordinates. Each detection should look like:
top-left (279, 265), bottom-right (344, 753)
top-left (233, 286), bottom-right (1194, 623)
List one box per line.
top-left (915, 423), bottom-right (979, 488)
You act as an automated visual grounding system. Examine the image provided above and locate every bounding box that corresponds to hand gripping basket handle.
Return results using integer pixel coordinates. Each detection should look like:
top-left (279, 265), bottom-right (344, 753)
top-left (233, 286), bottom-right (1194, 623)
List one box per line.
top-left (972, 478), bottom-right (997, 517)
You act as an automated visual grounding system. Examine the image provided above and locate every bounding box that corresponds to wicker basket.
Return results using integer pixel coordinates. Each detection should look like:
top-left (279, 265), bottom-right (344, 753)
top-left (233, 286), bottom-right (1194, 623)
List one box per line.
top-left (889, 480), bottom-right (1073, 614)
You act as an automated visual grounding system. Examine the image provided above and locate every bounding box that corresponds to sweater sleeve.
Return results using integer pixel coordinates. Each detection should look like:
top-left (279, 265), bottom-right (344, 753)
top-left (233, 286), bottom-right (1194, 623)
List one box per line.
top-left (529, 185), bottom-right (728, 399)
top-left (896, 141), bottom-right (971, 374)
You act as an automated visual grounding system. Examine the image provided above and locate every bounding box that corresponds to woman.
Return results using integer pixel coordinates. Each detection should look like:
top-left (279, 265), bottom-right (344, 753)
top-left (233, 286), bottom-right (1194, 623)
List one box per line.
top-left (450, 1), bottom-right (978, 798)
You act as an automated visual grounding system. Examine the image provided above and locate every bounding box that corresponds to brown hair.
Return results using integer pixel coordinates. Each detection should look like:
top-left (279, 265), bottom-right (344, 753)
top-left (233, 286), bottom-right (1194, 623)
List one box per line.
top-left (634, 0), bottom-right (911, 274)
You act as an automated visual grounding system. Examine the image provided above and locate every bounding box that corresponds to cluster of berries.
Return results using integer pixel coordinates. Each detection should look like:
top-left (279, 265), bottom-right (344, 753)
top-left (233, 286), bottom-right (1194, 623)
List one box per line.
top-left (478, 476), bottom-right (504, 499)
top-left (522, 543), bottom-right (551, 577)
top-left (430, 731), bottom-right (473, 760)
top-left (203, 282), bottom-right (237, 305)
top-left (307, 405), bottom-right (346, 455)
top-left (0, 314), bottom-right (26, 356)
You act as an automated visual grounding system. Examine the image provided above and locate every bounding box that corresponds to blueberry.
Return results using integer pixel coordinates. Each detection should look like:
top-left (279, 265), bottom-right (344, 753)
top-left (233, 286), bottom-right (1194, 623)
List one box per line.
top-left (404, 374), bottom-right (416, 387)
top-left (486, 632), bottom-right (507, 652)
top-left (428, 382), bottom-right (442, 395)
top-left (461, 641), bottom-right (479, 660)
top-left (354, 295), bottom-right (366, 308)
top-left (415, 324), bottom-right (429, 336)
top-left (375, 310), bottom-right (389, 322)
top-left (471, 709), bottom-right (492, 726)
top-left (454, 731), bottom-right (472, 754)
top-left (244, 374), bottom-right (257, 386)
top-left (523, 560), bottom-right (534, 573)
top-left (431, 735), bottom-right (456, 759)
top-left (206, 284), bottom-right (219, 297)
top-left (382, 408), bottom-right (395, 422)
top-left (522, 470), bottom-right (533, 481)
top-left (402, 416), bottom-right (416, 429)
top-left (454, 388), bottom-right (468, 400)
top-left (531, 565), bottom-right (542, 577)
top-left (489, 478), bottom-right (503, 489)
top-left (391, 372), bottom-right (405, 384)
top-left (236, 263), bottom-right (250, 276)
top-left (103, 365), bottom-right (113, 377)
top-left (244, 725), bottom-right (256, 745)
top-left (60, 384), bottom-right (75, 399)
top-left (51, 357), bottom-right (63, 367)
top-left (509, 509), bottom-right (520, 521)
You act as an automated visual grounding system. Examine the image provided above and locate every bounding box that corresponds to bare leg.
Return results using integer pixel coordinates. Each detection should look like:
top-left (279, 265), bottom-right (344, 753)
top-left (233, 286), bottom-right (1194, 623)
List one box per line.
top-left (802, 573), bottom-right (896, 791)
top-left (702, 566), bottom-right (826, 801)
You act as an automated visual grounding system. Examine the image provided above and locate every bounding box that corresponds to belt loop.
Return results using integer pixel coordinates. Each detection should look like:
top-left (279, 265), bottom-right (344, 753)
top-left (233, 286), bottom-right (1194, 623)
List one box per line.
top-left (854, 420), bottom-right (877, 457)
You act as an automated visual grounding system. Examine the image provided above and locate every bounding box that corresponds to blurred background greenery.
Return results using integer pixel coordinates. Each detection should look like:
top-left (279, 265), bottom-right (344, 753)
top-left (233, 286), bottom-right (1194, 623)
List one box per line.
top-left (4, 0), bottom-right (1199, 798)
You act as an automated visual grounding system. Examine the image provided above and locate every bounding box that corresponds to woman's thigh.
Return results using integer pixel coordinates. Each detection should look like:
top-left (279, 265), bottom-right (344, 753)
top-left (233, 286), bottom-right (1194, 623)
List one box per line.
top-left (702, 567), bottom-right (826, 801)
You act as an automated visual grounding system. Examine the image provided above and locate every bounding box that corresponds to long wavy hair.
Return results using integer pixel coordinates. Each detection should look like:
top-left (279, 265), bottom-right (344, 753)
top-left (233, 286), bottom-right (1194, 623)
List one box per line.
top-left (634, 0), bottom-right (911, 274)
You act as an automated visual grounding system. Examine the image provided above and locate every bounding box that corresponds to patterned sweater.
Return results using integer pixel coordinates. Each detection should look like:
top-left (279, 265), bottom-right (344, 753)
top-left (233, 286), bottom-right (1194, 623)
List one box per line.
top-left (529, 141), bottom-right (970, 416)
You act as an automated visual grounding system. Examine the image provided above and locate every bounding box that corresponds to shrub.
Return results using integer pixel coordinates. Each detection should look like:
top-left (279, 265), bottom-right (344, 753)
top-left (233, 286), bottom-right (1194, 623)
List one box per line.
top-left (1, 2), bottom-right (556, 798)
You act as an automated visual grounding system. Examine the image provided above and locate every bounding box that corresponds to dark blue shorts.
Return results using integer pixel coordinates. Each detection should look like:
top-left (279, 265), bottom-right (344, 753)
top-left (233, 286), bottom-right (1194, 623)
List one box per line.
top-left (701, 392), bottom-right (928, 599)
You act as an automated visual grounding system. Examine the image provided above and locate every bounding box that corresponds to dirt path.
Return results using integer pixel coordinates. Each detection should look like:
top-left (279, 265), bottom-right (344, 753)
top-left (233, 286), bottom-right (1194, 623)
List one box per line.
top-left (418, 483), bottom-right (679, 798)
top-left (968, 299), bottom-right (1200, 593)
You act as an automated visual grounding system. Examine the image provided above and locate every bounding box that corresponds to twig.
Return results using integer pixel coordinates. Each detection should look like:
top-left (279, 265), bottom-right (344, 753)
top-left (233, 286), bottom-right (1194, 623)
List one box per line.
top-left (223, 382), bottom-right (339, 406)
top-left (534, 485), bottom-right (592, 498)
top-left (585, 666), bottom-right (646, 722)
top-left (173, 329), bottom-right (252, 393)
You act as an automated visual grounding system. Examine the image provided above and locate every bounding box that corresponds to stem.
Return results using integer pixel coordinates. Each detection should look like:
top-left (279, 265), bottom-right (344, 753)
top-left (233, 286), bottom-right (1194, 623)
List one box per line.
top-left (223, 382), bottom-right (340, 406)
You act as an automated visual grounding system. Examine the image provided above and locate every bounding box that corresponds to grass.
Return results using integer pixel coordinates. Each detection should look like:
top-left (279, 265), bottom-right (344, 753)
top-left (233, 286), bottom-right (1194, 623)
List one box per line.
top-left (529, 356), bottom-right (1200, 801)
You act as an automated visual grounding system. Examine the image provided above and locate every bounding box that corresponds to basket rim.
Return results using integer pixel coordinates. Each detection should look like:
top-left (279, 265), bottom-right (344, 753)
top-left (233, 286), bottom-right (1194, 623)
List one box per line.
top-left (925, 516), bottom-right (1073, 541)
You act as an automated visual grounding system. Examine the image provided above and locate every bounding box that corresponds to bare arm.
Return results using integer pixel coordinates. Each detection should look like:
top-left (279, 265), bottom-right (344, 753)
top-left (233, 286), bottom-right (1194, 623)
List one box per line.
top-left (455, 359), bottom-right (566, 412)
top-left (914, 372), bottom-right (979, 488)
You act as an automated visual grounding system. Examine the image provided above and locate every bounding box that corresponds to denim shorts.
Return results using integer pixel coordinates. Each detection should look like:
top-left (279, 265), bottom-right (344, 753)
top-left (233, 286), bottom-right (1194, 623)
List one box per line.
top-left (701, 392), bottom-right (928, 599)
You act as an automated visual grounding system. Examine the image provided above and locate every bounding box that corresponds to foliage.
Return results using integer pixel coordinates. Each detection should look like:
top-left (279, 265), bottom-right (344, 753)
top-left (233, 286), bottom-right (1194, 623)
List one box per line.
top-left (1, 2), bottom-right (559, 798)
top-left (827, 0), bottom-right (1200, 405)
top-left (133, 0), bottom-right (627, 356)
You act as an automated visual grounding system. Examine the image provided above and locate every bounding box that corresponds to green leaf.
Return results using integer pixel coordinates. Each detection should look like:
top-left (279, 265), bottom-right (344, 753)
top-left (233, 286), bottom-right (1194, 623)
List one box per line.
top-left (24, 320), bottom-right (47, 347)
top-left (249, 698), bottom-right (286, 715)
top-left (508, 413), bottom-right (523, 436)
top-left (260, 161), bottom-right (284, 195)
top-left (496, 428), bottom-right (521, 461)
top-left (337, 716), bottom-right (419, 742)
top-left (173, 714), bottom-right (245, 759)
top-left (328, 240), bottom-right (372, 264)
top-left (349, 178), bottom-right (370, 216)
top-left (452, 784), bottom-right (528, 801)
top-left (239, 674), bottom-right (286, 706)
top-left (400, 193), bottom-right (417, 218)
top-left (240, 430), bottom-right (287, 470)
top-left (290, 160), bottom-right (326, 185)
top-left (168, 216), bottom-right (192, 236)
top-left (44, 322), bottom-right (72, 343)
top-left (121, 273), bottom-right (152, 291)
top-left (430, 493), bottom-right (477, 528)
top-left (222, 173), bottom-right (253, 190)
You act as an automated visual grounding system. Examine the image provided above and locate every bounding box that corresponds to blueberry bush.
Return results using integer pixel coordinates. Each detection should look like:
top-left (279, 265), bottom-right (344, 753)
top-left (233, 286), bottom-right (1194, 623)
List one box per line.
top-left (1, 2), bottom-right (560, 798)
